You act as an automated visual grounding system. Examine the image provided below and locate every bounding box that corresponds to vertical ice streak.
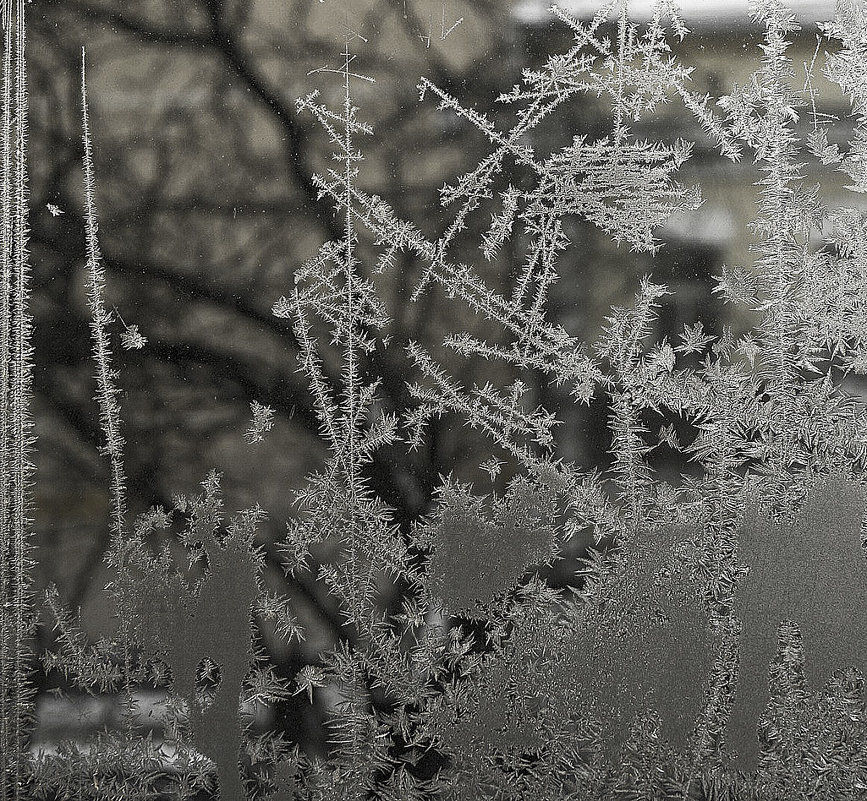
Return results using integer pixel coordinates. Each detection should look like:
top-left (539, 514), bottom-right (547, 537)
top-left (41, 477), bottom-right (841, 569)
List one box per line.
top-left (80, 50), bottom-right (137, 742)
top-left (0, 1), bottom-right (33, 797)
top-left (80, 52), bottom-right (128, 555)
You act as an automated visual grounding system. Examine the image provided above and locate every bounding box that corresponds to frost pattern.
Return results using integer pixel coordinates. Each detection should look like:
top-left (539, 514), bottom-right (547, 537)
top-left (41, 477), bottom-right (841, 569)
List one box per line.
top-left (13, 0), bottom-right (867, 799)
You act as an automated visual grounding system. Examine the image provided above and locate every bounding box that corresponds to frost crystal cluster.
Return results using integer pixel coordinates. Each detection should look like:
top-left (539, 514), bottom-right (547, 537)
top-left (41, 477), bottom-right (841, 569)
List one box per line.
top-left (7, 0), bottom-right (867, 799)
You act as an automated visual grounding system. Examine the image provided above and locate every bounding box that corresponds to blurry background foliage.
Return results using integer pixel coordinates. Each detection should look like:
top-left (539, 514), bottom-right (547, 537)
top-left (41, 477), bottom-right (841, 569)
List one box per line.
top-left (23, 0), bottom-right (851, 755)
